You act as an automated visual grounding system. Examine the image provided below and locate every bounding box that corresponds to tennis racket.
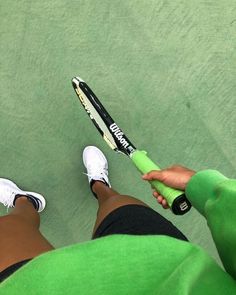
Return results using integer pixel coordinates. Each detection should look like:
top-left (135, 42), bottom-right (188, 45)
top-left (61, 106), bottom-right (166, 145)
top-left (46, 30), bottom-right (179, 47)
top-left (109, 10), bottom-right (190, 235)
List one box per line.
top-left (72, 76), bottom-right (191, 215)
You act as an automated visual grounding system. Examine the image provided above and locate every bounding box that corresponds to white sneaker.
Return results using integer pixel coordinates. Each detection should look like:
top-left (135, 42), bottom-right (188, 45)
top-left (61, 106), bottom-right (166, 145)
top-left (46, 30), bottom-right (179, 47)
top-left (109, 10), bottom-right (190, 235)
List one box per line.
top-left (0, 178), bottom-right (46, 212)
top-left (83, 146), bottom-right (111, 197)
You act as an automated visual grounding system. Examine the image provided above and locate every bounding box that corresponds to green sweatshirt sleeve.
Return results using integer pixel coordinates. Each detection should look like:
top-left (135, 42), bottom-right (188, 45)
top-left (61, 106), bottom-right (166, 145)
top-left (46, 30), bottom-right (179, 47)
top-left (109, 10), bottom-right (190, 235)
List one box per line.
top-left (186, 170), bottom-right (236, 279)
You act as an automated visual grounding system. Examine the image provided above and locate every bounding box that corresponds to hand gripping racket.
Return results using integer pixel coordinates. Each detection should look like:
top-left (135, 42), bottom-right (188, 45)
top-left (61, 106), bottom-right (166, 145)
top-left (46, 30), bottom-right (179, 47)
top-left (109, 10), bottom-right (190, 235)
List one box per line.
top-left (72, 76), bottom-right (191, 215)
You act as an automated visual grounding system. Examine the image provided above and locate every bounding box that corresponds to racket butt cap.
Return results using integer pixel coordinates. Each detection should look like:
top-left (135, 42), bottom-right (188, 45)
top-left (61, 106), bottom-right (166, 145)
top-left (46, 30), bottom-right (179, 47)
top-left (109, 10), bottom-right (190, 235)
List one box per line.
top-left (171, 194), bottom-right (192, 215)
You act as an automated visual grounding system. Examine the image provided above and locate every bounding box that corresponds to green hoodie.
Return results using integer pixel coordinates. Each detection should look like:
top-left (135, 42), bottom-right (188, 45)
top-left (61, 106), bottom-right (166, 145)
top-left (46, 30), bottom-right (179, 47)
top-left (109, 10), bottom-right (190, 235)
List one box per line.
top-left (0, 170), bottom-right (235, 294)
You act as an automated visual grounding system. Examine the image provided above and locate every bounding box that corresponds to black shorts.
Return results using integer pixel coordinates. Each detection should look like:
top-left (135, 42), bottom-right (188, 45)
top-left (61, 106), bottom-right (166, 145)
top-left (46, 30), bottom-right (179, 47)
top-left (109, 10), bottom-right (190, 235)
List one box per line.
top-left (0, 259), bottom-right (31, 283)
top-left (93, 204), bottom-right (188, 241)
top-left (0, 204), bottom-right (187, 283)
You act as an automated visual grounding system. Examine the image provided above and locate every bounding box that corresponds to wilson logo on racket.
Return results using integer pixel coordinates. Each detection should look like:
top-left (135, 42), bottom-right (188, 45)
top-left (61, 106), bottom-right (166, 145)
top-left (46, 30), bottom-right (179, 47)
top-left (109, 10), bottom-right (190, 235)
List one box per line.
top-left (180, 201), bottom-right (189, 211)
top-left (109, 123), bottom-right (130, 149)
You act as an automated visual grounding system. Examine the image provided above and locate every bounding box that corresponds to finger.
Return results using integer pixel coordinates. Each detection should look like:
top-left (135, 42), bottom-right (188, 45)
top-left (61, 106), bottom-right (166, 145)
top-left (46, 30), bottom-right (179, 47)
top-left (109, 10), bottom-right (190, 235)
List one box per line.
top-left (161, 199), bottom-right (170, 209)
top-left (153, 191), bottom-right (163, 202)
top-left (152, 190), bottom-right (159, 198)
top-left (142, 170), bottom-right (164, 181)
top-left (157, 196), bottom-right (163, 204)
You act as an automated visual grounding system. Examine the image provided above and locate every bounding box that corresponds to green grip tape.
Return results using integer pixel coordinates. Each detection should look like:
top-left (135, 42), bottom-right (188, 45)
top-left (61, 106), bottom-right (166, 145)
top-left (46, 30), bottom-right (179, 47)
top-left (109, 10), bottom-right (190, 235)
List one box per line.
top-left (130, 150), bottom-right (184, 207)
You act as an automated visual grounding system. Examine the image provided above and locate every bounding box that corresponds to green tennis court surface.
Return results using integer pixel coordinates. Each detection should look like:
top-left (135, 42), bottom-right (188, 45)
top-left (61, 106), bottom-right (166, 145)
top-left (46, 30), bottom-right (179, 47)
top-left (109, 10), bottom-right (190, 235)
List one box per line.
top-left (1, 1), bottom-right (235, 266)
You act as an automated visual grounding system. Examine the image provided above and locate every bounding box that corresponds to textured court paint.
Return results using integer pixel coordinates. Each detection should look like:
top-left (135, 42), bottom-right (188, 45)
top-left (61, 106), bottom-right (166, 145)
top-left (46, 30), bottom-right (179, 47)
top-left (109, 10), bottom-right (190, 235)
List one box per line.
top-left (0, 1), bottom-right (236, 266)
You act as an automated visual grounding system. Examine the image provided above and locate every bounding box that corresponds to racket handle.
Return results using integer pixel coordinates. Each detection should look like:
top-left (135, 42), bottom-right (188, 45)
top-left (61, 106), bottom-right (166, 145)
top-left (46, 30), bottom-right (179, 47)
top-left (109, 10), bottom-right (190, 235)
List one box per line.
top-left (130, 150), bottom-right (191, 215)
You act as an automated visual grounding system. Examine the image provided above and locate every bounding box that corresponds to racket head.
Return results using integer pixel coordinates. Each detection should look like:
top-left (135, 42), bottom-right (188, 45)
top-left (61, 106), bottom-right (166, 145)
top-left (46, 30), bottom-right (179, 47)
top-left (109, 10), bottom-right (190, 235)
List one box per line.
top-left (72, 77), bottom-right (136, 156)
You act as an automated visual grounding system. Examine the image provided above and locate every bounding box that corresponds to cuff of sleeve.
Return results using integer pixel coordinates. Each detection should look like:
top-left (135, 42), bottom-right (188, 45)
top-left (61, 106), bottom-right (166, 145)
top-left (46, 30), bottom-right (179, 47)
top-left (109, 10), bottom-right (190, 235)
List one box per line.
top-left (186, 170), bottom-right (228, 216)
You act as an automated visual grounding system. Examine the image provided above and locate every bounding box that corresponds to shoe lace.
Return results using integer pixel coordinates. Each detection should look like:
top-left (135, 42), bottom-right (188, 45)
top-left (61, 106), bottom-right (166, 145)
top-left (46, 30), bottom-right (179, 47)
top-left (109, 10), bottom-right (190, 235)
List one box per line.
top-left (2, 191), bottom-right (15, 212)
top-left (83, 165), bottom-right (108, 179)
